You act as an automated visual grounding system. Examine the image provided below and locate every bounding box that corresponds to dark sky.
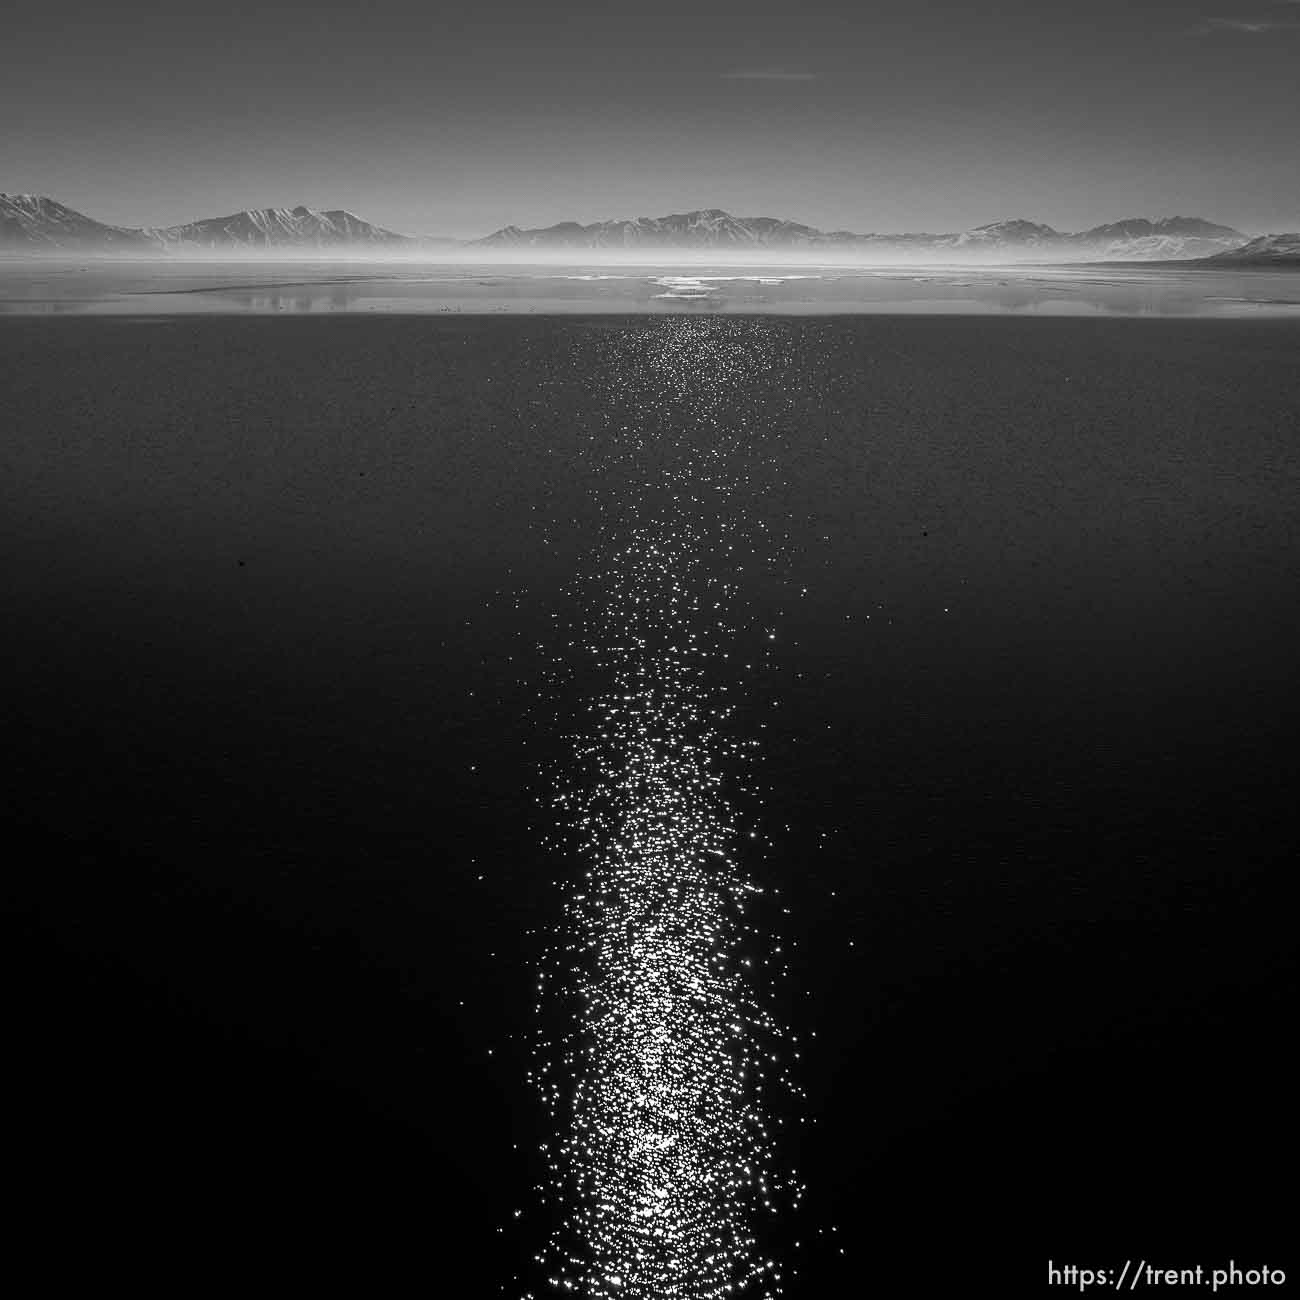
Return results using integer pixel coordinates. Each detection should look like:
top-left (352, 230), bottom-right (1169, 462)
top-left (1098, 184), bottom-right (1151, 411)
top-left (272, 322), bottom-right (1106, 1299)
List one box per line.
top-left (4, 0), bottom-right (1297, 236)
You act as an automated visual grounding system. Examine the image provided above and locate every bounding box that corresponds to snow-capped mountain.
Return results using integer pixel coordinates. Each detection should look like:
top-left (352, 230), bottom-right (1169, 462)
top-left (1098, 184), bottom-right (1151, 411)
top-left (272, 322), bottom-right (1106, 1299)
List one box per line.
top-left (936, 219), bottom-right (1064, 251)
top-left (1072, 217), bottom-right (1246, 260)
top-left (1078, 216), bottom-right (1239, 242)
top-left (1203, 233), bottom-right (1300, 265)
top-left (0, 196), bottom-right (416, 251)
top-left (0, 194), bottom-right (155, 248)
top-left (476, 208), bottom-right (1249, 260)
top-left (0, 195), bottom-right (1260, 261)
top-left (481, 208), bottom-right (827, 249)
top-left (879, 217), bottom-right (1244, 259)
top-left (156, 205), bottom-right (409, 248)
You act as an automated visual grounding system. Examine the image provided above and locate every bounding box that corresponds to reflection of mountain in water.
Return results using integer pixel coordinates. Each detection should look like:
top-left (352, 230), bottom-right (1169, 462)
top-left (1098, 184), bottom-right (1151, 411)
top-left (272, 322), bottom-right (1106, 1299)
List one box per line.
top-left (240, 287), bottom-right (355, 313)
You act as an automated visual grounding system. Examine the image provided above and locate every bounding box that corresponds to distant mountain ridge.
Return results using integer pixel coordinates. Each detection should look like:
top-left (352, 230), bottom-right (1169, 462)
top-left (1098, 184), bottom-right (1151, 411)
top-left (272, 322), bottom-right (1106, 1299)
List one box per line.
top-left (0, 195), bottom-right (421, 251)
top-left (1203, 233), bottom-right (1300, 266)
top-left (477, 210), bottom-right (1251, 259)
top-left (0, 193), bottom-right (1282, 261)
top-left (481, 208), bottom-right (830, 250)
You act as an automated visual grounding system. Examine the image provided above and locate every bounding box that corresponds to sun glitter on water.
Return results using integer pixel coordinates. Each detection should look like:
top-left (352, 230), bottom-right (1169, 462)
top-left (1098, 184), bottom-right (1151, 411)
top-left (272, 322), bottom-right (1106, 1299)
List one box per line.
top-left (527, 319), bottom-right (806, 1299)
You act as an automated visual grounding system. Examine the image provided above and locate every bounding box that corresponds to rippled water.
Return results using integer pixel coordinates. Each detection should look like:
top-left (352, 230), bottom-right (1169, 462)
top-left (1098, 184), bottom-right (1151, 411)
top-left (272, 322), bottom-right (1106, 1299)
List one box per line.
top-left (534, 321), bottom-right (803, 1298)
top-left (4, 305), bottom-right (1295, 1293)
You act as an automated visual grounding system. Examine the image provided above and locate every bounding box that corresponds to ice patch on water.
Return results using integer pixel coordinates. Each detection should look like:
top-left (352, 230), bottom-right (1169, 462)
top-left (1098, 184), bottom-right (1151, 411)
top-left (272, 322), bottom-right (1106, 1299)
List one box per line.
top-left (651, 276), bottom-right (721, 299)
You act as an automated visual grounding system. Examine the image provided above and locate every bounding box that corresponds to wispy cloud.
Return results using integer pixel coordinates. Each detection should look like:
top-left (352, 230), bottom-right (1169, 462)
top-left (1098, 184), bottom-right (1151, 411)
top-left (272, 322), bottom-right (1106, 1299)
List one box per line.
top-left (720, 69), bottom-right (819, 81)
top-left (1200, 16), bottom-right (1299, 29)
top-left (1195, 3), bottom-right (1300, 33)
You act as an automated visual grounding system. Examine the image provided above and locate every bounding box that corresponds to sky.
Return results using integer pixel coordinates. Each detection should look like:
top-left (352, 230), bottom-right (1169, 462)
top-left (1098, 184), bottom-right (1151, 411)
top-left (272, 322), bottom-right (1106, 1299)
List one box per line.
top-left (3, 0), bottom-right (1298, 237)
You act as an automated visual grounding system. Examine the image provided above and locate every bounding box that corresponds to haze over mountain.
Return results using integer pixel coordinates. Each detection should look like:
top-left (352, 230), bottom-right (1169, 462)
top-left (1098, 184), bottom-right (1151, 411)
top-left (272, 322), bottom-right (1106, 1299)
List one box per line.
top-left (4, 193), bottom-right (1291, 263)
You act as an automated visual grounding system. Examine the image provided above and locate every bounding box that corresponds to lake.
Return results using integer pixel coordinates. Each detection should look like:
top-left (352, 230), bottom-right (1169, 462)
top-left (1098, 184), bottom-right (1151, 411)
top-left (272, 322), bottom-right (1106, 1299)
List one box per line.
top-left (3, 304), bottom-right (1295, 1293)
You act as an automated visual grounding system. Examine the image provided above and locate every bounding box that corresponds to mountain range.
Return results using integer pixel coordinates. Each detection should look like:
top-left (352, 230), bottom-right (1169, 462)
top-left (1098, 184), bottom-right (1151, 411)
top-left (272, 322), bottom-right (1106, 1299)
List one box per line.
top-left (2, 194), bottom-right (1296, 263)
top-left (0, 195), bottom-right (417, 251)
top-left (476, 209), bottom-right (1254, 260)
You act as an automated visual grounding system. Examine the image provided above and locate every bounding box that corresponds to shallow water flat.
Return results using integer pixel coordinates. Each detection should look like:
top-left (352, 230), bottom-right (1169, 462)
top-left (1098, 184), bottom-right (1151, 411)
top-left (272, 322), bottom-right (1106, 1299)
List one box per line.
top-left (2, 258), bottom-right (1299, 316)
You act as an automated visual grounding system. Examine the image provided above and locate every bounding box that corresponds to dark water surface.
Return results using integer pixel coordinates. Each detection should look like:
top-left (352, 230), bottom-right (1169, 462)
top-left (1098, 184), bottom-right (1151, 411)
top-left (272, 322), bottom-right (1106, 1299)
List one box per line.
top-left (3, 316), bottom-right (1296, 1292)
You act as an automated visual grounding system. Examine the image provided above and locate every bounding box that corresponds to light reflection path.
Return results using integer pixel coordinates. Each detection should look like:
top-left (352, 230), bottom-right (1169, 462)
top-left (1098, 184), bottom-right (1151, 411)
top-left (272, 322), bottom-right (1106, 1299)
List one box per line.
top-left (533, 320), bottom-right (803, 1299)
